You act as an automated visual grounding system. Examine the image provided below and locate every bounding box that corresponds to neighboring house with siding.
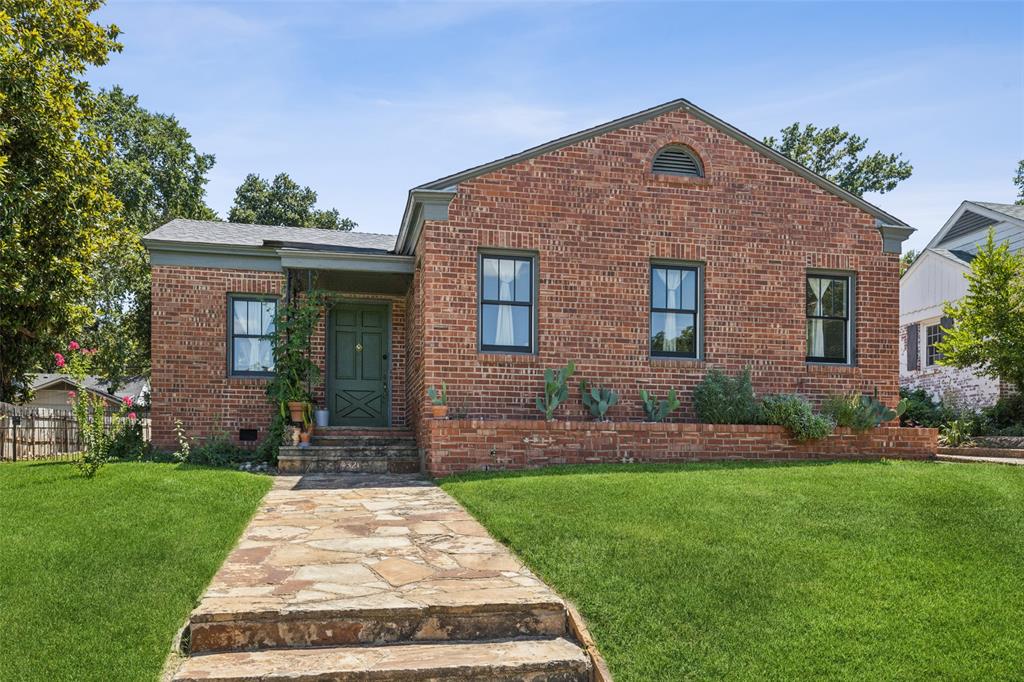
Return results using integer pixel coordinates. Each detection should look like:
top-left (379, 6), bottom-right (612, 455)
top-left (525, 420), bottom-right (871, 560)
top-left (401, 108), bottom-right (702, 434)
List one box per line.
top-left (25, 374), bottom-right (149, 412)
top-left (899, 201), bottom-right (1024, 407)
top-left (144, 98), bottom-right (922, 475)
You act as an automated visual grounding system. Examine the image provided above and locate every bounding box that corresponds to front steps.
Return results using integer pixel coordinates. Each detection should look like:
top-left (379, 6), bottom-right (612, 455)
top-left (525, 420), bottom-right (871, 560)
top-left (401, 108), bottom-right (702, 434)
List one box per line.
top-left (171, 474), bottom-right (593, 682)
top-left (279, 428), bottom-right (420, 474)
top-left (174, 637), bottom-right (591, 681)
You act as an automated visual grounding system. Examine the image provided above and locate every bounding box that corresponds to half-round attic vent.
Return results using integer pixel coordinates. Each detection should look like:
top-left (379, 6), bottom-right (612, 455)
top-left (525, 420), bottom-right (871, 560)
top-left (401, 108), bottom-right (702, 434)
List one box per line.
top-left (652, 145), bottom-right (704, 178)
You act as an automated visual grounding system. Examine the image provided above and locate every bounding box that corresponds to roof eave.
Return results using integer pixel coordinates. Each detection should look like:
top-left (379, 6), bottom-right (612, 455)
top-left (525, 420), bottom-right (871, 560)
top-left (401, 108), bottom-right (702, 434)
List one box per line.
top-left (395, 189), bottom-right (457, 255)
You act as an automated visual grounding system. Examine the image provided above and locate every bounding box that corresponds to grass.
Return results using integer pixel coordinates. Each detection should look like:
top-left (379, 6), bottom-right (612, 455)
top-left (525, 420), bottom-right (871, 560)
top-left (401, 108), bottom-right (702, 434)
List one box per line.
top-left (0, 461), bottom-right (271, 682)
top-left (441, 461), bottom-right (1024, 681)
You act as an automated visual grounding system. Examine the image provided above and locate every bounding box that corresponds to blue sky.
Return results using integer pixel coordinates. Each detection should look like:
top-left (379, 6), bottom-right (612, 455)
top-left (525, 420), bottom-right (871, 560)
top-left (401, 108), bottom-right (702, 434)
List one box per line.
top-left (92, 1), bottom-right (1023, 251)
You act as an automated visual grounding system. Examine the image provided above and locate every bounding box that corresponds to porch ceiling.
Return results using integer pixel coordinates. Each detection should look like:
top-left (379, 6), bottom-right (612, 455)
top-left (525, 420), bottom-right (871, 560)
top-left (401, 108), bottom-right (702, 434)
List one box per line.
top-left (278, 247), bottom-right (413, 294)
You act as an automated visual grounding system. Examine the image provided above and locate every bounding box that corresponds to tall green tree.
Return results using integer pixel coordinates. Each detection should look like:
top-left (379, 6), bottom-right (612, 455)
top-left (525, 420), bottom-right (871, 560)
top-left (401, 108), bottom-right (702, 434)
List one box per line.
top-left (1014, 159), bottom-right (1023, 205)
top-left (228, 172), bottom-right (355, 229)
top-left (764, 123), bottom-right (912, 196)
top-left (82, 87), bottom-right (217, 388)
top-left (937, 231), bottom-right (1024, 393)
top-left (0, 0), bottom-right (122, 403)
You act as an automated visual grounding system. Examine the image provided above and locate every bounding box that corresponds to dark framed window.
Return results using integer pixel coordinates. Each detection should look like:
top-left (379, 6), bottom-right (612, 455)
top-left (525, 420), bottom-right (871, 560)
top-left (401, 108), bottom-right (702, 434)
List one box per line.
top-left (229, 296), bottom-right (277, 376)
top-left (479, 254), bottom-right (534, 353)
top-left (651, 264), bottom-right (700, 358)
top-left (925, 323), bottom-right (946, 366)
top-left (806, 274), bottom-right (850, 363)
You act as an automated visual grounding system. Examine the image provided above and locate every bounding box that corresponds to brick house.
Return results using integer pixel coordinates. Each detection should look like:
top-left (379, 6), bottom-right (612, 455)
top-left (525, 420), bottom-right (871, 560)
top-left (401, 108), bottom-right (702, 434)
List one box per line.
top-left (145, 99), bottom-right (932, 475)
top-left (899, 200), bottom-right (1024, 408)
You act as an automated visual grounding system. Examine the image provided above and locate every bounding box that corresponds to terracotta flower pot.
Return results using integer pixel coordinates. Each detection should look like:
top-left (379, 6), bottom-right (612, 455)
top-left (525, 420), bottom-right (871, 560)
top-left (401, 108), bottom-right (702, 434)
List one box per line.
top-left (287, 401), bottom-right (305, 423)
top-left (298, 430), bottom-right (311, 446)
top-left (432, 404), bottom-right (449, 419)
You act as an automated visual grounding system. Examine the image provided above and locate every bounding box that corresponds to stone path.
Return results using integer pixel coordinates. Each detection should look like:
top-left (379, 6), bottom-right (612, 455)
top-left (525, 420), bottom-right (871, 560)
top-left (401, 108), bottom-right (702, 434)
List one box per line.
top-left (936, 453), bottom-right (1024, 466)
top-left (174, 474), bottom-right (592, 681)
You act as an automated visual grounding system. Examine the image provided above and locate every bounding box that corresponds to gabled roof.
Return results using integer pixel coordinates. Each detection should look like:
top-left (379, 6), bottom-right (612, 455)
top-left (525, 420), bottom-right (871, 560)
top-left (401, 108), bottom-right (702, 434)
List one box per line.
top-left (396, 97), bottom-right (911, 254)
top-left (925, 200), bottom-right (1024, 252)
top-left (30, 374), bottom-right (121, 404)
top-left (145, 219), bottom-right (396, 253)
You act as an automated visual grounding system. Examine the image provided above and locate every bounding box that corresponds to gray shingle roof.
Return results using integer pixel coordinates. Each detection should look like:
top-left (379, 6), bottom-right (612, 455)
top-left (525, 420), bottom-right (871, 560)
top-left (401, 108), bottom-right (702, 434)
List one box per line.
top-left (972, 202), bottom-right (1024, 222)
top-left (145, 219), bottom-right (397, 252)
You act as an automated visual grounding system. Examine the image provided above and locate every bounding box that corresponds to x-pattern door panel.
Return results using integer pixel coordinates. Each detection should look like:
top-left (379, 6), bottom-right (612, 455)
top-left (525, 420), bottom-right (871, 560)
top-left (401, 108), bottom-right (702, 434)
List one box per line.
top-left (330, 304), bottom-right (388, 426)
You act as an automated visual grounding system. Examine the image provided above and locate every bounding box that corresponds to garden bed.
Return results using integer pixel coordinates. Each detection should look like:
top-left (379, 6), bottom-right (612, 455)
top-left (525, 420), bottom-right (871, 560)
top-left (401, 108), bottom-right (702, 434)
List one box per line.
top-left (424, 419), bottom-right (937, 476)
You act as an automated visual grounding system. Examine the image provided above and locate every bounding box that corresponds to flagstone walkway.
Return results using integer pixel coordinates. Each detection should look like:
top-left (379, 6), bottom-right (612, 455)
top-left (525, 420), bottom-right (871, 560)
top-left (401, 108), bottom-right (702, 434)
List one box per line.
top-left (175, 473), bottom-right (592, 681)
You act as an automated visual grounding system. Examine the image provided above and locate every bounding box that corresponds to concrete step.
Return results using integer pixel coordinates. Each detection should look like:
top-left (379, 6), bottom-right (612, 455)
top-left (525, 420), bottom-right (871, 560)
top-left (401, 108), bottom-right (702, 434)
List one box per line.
top-left (303, 443), bottom-right (419, 455)
top-left (175, 637), bottom-right (591, 681)
top-left (188, 595), bottom-right (568, 653)
top-left (278, 448), bottom-right (420, 474)
top-left (315, 427), bottom-right (415, 438)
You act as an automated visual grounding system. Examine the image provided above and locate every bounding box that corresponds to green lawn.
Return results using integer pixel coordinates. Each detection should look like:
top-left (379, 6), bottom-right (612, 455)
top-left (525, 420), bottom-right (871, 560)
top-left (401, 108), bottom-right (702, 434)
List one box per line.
top-left (442, 461), bottom-right (1024, 681)
top-left (0, 461), bottom-right (271, 682)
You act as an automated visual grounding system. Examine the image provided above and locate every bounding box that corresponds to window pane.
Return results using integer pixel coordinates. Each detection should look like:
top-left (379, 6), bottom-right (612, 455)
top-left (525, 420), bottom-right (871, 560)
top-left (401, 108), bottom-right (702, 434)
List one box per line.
top-left (498, 258), bottom-right (515, 301)
top-left (233, 300), bottom-right (248, 335)
top-left (482, 303), bottom-right (529, 348)
top-left (233, 337), bottom-right (259, 372)
top-left (651, 312), bottom-right (695, 355)
top-left (807, 318), bottom-right (846, 360)
top-left (679, 269), bottom-right (696, 310)
top-left (482, 258), bottom-right (499, 300)
top-left (652, 268), bottom-right (667, 309)
top-left (258, 338), bottom-right (274, 372)
top-left (824, 278), bottom-right (847, 317)
top-left (665, 269), bottom-right (681, 308)
top-left (806, 278), bottom-right (821, 317)
top-left (514, 260), bottom-right (531, 303)
top-left (261, 301), bottom-right (276, 335)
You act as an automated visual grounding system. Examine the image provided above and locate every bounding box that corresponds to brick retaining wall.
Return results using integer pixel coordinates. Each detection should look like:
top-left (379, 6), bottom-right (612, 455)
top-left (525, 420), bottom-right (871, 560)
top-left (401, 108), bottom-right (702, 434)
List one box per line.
top-left (425, 419), bottom-right (937, 476)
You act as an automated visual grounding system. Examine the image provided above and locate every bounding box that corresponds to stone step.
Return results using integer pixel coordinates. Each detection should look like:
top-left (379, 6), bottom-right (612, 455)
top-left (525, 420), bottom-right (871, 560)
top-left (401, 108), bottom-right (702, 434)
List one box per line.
top-left (278, 449), bottom-right (420, 474)
top-left (174, 637), bottom-right (591, 682)
top-left (313, 434), bottom-right (417, 446)
top-left (315, 427), bottom-right (415, 438)
top-left (188, 595), bottom-right (568, 653)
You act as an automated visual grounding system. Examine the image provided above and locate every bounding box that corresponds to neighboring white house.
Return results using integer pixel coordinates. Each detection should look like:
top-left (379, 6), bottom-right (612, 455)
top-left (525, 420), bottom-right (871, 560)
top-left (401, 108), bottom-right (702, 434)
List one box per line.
top-left (900, 201), bottom-right (1024, 407)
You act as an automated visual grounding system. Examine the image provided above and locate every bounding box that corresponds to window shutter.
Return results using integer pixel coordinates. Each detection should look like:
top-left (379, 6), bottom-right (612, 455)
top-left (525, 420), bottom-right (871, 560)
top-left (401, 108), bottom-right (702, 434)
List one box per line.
top-left (907, 323), bottom-right (919, 370)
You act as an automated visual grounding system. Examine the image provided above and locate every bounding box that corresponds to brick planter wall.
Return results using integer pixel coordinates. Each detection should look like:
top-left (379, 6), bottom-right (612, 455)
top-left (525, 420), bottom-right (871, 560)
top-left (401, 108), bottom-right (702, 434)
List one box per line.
top-left (424, 419), bottom-right (938, 476)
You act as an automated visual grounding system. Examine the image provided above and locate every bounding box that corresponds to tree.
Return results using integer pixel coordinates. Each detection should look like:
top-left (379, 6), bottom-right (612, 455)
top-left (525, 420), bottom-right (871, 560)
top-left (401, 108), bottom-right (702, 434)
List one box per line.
top-left (899, 249), bottom-right (918, 277)
top-left (764, 123), bottom-right (912, 196)
top-left (1014, 159), bottom-right (1023, 205)
top-left (228, 172), bottom-right (355, 230)
top-left (81, 87), bottom-right (217, 388)
top-left (937, 231), bottom-right (1024, 393)
top-left (0, 0), bottom-right (122, 403)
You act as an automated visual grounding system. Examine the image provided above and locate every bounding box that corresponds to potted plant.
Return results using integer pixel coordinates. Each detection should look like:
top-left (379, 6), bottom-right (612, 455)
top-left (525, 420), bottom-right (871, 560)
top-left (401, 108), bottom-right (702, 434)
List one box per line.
top-left (427, 383), bottom-right (448, 418)
top-left (298, 429), bottom-right (311, 446)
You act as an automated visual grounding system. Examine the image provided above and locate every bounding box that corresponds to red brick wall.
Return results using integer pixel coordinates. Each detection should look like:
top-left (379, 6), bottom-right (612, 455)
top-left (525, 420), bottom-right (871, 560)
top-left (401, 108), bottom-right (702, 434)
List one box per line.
top-left (150, 266), bottom-right (284, 450)
top-left (415, 108), bottom-right (900, 424)
top-left (150, 266), bottom-right (408, 450)
top-left (425, 419), bottom-right (937, 476)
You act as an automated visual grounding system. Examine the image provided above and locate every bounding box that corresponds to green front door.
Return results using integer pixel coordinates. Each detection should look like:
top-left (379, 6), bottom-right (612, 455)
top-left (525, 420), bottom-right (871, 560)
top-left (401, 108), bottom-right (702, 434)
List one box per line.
top-left (329, 303), bottom-right (389, 426)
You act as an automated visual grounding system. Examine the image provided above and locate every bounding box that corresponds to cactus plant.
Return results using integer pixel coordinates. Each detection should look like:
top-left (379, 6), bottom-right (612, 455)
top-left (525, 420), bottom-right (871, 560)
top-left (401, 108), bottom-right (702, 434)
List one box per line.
top-left (536, 361), bottom-right (575, 420)
top-left (580, 380), bottom-right (619, 420)
top-left (639, 388), bottom-right (681, 422)
top-left (427, 382), bottom-right (447, 406)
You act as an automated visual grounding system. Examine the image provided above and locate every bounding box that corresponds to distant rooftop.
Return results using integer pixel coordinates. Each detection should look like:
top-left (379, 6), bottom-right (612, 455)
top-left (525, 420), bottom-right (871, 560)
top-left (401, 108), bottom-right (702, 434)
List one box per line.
top-left (971, 201), bottom-right (1024, 222)
top-left (144, 219), bottom-right (398, 253)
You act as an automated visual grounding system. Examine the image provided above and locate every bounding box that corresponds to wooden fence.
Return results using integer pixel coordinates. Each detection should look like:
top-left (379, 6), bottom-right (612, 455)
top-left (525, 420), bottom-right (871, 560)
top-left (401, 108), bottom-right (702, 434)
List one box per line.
top-left (0, 402), bottom-right (151, 462)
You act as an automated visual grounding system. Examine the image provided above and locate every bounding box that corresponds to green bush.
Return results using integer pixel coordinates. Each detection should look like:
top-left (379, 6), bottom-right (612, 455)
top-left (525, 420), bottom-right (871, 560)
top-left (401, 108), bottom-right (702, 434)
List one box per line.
top-left (761, 394), bottom-right (834, 442)
top-left (822, 391), bottom-right (906, 433)
top-left (939, 418), bottom-right (976, 447)
top-left (188, 431), bottom-right (254, 467)
top-left (981, 393), bottom-right (1024, 431)
top-left (106, 419), bottom-right (148, 460)
top-left (693, 367), bottom-right (763, 424)
top-left (899, 387), bottom-right (958, 428)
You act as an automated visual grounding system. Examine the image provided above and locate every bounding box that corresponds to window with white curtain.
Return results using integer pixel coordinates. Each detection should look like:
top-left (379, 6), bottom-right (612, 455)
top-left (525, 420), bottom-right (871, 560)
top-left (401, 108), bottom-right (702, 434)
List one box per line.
top-left (806, 274), bottom-right (850, 363)
top-left (479, 254), bottom-right (534, 352)
top-left (650, 264), bottom-right (699, 358)
top-left (229, 296), bottom-right (277, 375)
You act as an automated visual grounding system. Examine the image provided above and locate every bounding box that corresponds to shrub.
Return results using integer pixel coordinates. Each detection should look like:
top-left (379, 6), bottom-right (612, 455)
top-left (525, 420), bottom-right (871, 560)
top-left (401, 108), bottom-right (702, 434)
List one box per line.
top-left (822, 390), bottom-right (906, 433)
top-left (536, 362), bottom-right (575, 420)
top-left (899, 387), bottom-right (958, 428)
top-left (761, 394), bottom-right (834, 442)
top-left (981, 393), bottom-right (1024, 431)
top-left (639, 388), bottom-right (681, 422)
top-left (106, 418), bottom-right (148, 461)
top-left (580, 380), bottom-right (618, 420)
top-left (693, 367), bottom-right (762, 424)
top-left (189, 430), bottom-right (253, 467)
